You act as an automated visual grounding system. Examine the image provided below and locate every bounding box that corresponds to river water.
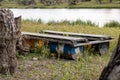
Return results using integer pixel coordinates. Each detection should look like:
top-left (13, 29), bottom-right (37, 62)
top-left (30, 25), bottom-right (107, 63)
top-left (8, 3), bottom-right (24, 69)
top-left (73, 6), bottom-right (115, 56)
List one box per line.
top-left (11, 9), bottom-right (120, 27)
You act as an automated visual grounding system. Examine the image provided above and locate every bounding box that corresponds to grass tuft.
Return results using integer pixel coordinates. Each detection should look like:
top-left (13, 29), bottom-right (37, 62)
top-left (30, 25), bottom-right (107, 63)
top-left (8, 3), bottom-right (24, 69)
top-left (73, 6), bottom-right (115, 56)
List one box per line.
top-left (104, 21), bottom-right (120, 28)
top-left (23, 19), bottom-right (98, 27)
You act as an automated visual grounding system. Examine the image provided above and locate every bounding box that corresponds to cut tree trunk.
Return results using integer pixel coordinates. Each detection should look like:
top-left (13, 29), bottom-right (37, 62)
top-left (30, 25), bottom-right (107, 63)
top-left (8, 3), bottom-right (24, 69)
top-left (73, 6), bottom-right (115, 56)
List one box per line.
top-left (0, 9), bottom-right (20, 75)
top-left (99, 36), bottom-right (120, 80)
top-left (15, 16), bottom-right (30, 54)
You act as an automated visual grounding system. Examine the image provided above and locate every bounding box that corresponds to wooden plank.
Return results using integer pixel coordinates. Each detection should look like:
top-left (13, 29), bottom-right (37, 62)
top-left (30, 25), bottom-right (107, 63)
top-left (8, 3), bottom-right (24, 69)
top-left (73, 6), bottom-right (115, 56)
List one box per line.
top-left (74, 39), bottom-right (113, 47)
top-left (21, 32), bottom-right (88, 46)
top-left (22, 32), bottom-right (87, 41)
top-left (42, 30), bottom-right (113, 40)
top-left (27, 36), bottom-right (74, 45)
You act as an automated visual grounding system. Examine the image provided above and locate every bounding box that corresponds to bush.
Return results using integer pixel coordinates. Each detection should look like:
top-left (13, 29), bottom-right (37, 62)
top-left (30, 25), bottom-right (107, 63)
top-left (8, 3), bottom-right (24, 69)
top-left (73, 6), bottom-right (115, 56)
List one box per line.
top-left (68, 0), bottom-right (78, 5)
top-left (104, 21), bottom-right (120, 28)
top-left (71, 19), bottom-right (97, 27)
top-left (17, 0), bottom-right (36, 5)
top-left (40, 0), bottom-right (63, 6)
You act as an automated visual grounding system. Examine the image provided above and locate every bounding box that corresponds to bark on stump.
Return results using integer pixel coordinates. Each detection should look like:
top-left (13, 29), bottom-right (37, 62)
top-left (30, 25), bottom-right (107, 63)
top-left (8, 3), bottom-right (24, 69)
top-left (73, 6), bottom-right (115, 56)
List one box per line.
top-left (0, 9), bottom-right (19, 75)
top-left (99, 36), bottom-right (120, 80)
top-left (15, 16), bottom-right (30, 54)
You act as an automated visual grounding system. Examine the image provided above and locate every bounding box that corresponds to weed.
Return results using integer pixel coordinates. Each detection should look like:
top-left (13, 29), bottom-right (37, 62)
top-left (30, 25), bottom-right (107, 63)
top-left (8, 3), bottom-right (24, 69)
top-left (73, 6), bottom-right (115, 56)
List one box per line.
top-left (33, 46), bottom-right (51, 59)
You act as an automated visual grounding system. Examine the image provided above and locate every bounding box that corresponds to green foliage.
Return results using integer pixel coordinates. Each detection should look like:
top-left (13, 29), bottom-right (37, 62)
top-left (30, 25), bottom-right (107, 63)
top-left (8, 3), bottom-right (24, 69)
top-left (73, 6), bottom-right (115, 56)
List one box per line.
top-left (16, 45), bottom-right (50, 60)
top-left (17, 0), bottom-right (36, 5)
top-left (104, 21), bottom-right (120, 28)
top-left (47, 20), bottom-right (70, 25)
top-left (68, 0), bottom-right (78, 5)
top-left (33, 46), bottom-right (51, 59)
top-left (38, 19), bottom-right (42, 24)
top-left (1, 0), bottom-right (120, 8)
top-left (71, 19), bottom-right (97, 27)
top-left (23, 19), bottom-right (98, 27)
top-left (40, 0), bottom-right (62, 6)
top-left (47, 19), bottom-right (98, 27)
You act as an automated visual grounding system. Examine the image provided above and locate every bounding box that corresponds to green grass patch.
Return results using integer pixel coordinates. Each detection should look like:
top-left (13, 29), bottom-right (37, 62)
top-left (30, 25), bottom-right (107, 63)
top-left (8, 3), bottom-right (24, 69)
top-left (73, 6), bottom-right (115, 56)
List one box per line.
top-left (17, 46), bottom-right (51, 60)
top-left (23, 19), bottom-right (98, 27)
top-left (104, 21), bottom-right (120, 28)
top-left (47, 19), bottom-right (97, 27)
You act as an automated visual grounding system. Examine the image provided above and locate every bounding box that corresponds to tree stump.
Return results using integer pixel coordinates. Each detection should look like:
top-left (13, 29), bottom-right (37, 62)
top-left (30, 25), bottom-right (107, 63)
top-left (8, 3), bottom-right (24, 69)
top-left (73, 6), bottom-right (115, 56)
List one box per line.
top-left (0, 9), bottom-right (19, 75)
top-left (99, 36), bottom-right (120, 80)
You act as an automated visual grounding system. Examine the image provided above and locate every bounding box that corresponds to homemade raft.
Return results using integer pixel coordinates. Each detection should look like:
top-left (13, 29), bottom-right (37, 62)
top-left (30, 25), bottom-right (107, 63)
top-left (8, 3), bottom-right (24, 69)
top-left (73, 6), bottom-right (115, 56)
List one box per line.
top-left (21, 30), bottom-right (113, 59)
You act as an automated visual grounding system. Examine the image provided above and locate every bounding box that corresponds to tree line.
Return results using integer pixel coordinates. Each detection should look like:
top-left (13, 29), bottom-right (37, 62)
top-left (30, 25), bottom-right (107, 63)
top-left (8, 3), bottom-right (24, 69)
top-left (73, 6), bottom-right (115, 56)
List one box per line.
top-left (0, 0), bottom-right (119, 6)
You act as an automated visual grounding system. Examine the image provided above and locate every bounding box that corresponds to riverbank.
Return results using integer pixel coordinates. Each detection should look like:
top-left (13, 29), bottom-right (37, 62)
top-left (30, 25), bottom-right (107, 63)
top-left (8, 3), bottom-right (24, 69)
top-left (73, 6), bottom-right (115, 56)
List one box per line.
top-left (1, 1), bottom-right (120, 8)
top-left (0, 21), bottom-right (120, 80)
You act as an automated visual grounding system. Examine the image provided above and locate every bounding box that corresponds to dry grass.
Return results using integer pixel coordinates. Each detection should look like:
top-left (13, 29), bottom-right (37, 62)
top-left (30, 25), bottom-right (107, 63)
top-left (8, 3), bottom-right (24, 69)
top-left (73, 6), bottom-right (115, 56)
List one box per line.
top-left (0, 56), bottom-right (110, 80)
